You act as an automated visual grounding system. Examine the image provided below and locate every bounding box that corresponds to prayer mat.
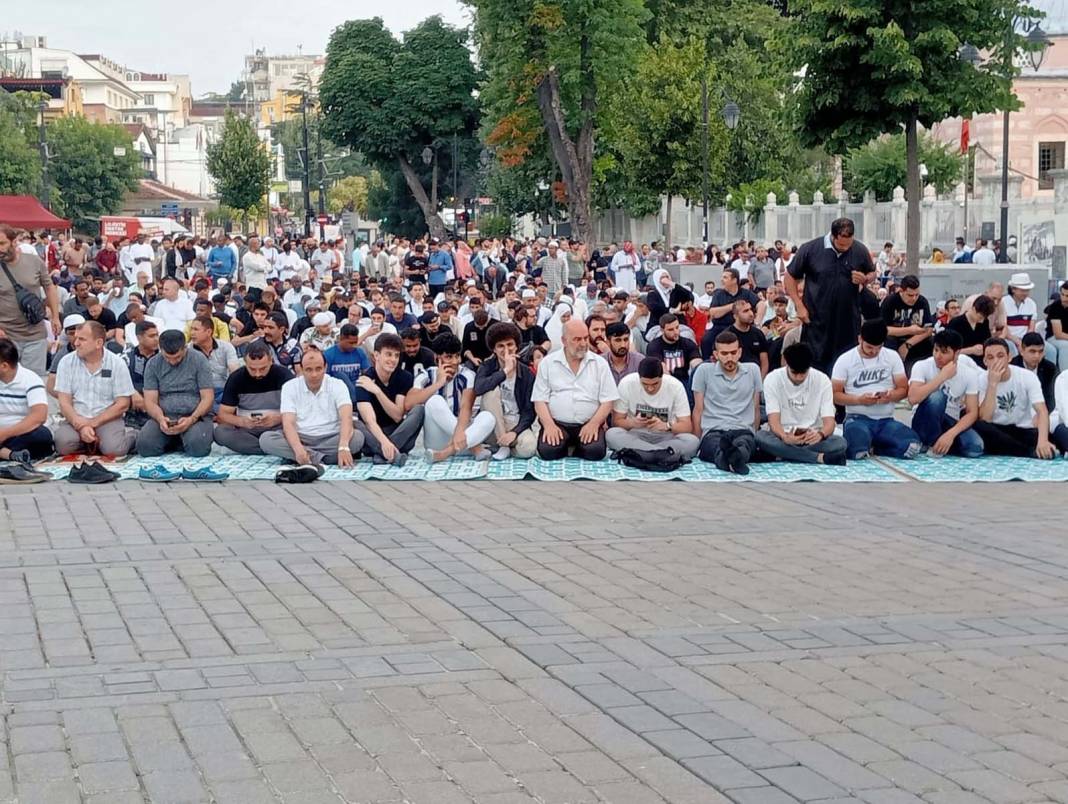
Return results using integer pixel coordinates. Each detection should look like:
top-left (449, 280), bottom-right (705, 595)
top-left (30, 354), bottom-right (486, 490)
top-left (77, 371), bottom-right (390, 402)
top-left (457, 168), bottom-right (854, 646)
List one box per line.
top-left (879, 454), bottom-right (1068, 483)
top-left (26, 453), bottom-right (902, 482)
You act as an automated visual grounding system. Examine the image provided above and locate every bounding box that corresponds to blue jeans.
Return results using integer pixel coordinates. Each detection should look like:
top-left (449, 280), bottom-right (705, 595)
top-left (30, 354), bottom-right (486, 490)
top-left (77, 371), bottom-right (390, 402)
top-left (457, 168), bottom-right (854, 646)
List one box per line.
top-left (910, 390), bottom-right (984, 458)
top-left (843, 414), bottom-right (922, 460)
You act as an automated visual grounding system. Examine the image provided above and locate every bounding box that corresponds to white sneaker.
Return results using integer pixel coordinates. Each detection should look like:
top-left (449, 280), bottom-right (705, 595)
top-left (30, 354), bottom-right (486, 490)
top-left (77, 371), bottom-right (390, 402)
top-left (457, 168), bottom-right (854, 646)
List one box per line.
top-left (492, 446), bottom-right (511, 461)
top-left (424, 448), bottom-right (438, 465)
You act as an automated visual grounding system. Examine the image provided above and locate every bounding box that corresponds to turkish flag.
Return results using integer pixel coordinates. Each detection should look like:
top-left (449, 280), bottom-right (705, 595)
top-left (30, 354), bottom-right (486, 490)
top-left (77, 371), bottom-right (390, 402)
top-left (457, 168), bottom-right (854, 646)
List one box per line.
top-left (961, 119), bottom-right (970, 154)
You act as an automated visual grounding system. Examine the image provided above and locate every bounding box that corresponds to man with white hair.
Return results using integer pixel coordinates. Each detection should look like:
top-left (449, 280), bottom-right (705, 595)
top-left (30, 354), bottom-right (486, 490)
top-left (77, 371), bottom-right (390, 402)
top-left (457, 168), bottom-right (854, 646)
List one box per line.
top-left (532, 319), bottom-right (619, 460)
top-left (242, 236), bottom-right (269, 290)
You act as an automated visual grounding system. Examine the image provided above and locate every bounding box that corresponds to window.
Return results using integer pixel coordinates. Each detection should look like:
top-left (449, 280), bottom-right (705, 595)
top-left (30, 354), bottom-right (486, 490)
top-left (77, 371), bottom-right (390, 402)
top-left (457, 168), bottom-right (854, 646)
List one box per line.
top-left (142, 93), bottom-right (154, 106)
top-left (1038, 141), bottom-right (1065, 190)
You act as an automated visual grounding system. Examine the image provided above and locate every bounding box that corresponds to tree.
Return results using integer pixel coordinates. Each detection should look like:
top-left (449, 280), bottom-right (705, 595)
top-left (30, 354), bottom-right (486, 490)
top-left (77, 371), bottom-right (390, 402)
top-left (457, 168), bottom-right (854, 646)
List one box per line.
top-left (206, 111), bottom-right (272, 231)
top-left (607, 39), bottom-right (727, 245)
top-left (327, 175), bottom-right (370, 216)
top-left (779, 0), bottom-right (1041, 269)
top-left (0, 110), bottom-right (39, 195)
top-left (470, 0), bottom-right (648, 246)
top-left (844, 133), bottom-right (964, 201)
top-left (46, 116), bottom-right (141, 231)
top-left (367, 163), bottom-right (434, 239)
top-left (319, 16), bottom-right (479, 239)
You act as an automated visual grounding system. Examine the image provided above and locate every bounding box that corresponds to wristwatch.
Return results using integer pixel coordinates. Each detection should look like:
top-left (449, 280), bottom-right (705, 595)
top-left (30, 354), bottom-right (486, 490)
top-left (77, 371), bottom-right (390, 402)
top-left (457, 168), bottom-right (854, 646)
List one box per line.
top-left (338, 446), bottom-right (351, 452)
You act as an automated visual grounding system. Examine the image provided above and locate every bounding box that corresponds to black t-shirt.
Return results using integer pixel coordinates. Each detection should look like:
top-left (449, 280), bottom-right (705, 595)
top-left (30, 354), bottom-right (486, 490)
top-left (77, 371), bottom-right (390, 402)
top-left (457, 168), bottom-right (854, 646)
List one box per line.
top-left (519, 324), bottom-right (549, 347)
top-left (354, 366), bottom-right (415, 428)
top-left (404, 254), bottom-right (429, 283)
top-left (729, 325), bottom-right (769, 366)
top-left (463, 320), bottom-right (492, 361)
top-left (945, 314), bottom-right (990, 366)
top-left (1045, 299), bottom-right (1068, 339)
top-left (708, 288), bottom-right (760, 334)
top-left (401, 346), bottom-right (436, 377)
top-left (220, 364), bottom-right (293, 410)
top-left (880, 293), bottom-right (933, 331)
top-left (88, 307), bottom-right (118, 332)
top-left (647, 336), bottom-right (700, 383)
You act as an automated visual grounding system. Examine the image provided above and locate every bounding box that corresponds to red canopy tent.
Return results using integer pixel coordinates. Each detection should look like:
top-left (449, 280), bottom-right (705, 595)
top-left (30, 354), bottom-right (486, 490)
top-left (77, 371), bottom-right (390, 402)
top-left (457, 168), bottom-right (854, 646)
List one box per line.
top-left (0, 195), bottom-right (70, 230)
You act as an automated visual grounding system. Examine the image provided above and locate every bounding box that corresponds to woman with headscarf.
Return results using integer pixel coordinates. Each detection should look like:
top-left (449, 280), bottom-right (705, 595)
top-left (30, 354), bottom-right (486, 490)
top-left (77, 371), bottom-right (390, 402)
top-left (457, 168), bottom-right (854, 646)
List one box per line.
top-left (646, 268), bottom-right (675, 333)
top-left (587, 249), bottom-right (609, 283)
top-left (544, 301), bottom-right (573, 352)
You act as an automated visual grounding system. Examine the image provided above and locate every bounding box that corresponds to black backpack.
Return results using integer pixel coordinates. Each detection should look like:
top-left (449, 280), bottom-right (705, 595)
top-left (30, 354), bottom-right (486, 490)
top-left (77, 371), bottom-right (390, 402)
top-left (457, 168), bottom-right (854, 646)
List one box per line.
top-left (613, 446), bottom-right (689, 473)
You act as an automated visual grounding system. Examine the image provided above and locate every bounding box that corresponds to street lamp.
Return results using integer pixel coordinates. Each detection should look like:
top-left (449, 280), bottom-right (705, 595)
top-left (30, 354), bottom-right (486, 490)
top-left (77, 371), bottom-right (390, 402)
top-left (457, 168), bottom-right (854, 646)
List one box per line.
top-left (960, 20), bottom-right (1051, 263)
top-left (37, 99), bottom-right (50, 211)
top-left (721, 101), bottom-right (741, 131)
top-left (421, 147), bottom-right (434, 166)
top-left (701, 84), bottom-right (741, 247)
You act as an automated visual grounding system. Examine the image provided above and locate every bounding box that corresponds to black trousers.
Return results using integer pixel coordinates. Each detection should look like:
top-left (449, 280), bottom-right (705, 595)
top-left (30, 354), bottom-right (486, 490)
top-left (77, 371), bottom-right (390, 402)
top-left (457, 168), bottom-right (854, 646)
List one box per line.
top-left (0, 425), bottom-right (55, 459)
top-left (698, 428), bottom-right (756, 466)
top-left (971, 420), bottom-right (1039, 457)
top-left (537, 420), bottom-right (607, 461)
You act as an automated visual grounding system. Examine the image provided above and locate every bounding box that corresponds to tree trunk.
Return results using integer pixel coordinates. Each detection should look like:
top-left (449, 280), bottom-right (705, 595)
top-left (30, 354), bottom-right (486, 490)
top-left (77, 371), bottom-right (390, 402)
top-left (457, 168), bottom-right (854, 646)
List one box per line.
top-left (664, 194), bottom-right (673, 251)
top-left (536, 30), bottom-right (596, 248)
top-left (905, 111), bottom-right (921, 273)
top-left (397, 155), bottom-right (446, 239)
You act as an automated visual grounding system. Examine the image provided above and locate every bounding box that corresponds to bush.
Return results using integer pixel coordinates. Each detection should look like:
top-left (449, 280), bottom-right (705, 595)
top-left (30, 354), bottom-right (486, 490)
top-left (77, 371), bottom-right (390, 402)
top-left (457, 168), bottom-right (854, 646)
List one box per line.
top-left (478, 213), bottom-right (512, 239)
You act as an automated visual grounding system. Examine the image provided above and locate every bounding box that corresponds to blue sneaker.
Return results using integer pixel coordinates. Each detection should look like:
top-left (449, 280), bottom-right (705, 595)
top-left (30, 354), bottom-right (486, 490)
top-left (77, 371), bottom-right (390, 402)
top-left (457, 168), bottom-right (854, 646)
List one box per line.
top-left (181, 466), bottom-right (229, 482)
top-left (139, 465), bottom-right (180, 482)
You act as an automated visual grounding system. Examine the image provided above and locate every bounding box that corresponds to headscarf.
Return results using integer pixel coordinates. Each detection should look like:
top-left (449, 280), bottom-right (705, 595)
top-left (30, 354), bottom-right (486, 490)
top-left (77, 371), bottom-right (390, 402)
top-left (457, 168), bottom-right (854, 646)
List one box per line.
top-left (545, 301), bottom-right (573, 352)
top-left (651, 268), bottom-right (674, 309)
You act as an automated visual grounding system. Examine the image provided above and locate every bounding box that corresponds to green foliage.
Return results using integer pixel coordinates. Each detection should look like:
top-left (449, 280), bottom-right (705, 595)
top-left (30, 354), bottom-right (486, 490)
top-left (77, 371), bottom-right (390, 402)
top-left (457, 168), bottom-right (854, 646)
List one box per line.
top-left (46, 116), bottom-right (142, 231)
top-left (367, 164), bottom-right (431, 239)
top-left (0, 111), bottom-right (40, 195)
top-left (327, 175), bottom-right (370, 216)
top-left (844, 133), bottom-right (964, 201)
top-left (206, 111), bottom-right (272, 217)
top-left (205, 202), bottom-right (266, 229)
top-left (478, 212), bottom-right (512, 238)
top-left (778, 0), bottom-right (1038, 155)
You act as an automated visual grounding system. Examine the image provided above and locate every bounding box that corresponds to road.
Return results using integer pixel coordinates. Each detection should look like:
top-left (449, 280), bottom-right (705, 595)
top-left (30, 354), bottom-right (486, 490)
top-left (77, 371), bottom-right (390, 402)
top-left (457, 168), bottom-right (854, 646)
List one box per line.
top-left (0, 479), bottom-right (1066, 803)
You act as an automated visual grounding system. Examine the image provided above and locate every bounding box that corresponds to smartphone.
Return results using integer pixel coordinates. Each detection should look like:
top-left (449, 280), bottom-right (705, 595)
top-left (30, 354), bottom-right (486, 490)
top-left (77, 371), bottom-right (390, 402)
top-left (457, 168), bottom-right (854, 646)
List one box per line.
top-left (250, 412), bottom-right (263, 420)
top-left (793, 427), bottom-right (809, 436)
top-left (167, 418), bottom-right (179, 428)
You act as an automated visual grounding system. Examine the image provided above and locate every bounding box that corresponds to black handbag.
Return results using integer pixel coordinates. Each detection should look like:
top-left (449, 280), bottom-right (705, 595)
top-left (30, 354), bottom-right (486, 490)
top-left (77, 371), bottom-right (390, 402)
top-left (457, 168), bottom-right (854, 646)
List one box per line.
top-left (1, 260), bottom-right (46, 326)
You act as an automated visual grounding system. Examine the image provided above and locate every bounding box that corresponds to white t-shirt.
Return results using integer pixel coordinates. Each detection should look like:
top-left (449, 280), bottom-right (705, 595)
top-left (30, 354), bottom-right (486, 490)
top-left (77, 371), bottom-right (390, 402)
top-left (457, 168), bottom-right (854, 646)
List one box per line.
top-left (763, 367), bottom-right (834, 431)
top-left (613, 373), bottom-right (690, 425)
top-left (730, 258), bottom-right (750, 281)
top-left (909, 356), bottom-right (979, 421)
top-left (978, 364), bottom-right (1045, 428)
top-left (831, 346), bottom-right (906, 419)
top-left (242, 251), bottom-right (269, 290)
top-left (1001, 295), bottom-right (1038, 340)
top-left (311, 249), bottom-right (338, 274)
top-left (280, 375), bottom-right (351, 438)
top-left (151, 297), bottom-right (196, 333)
top-left (276, 251), bottom-right (300, 279)
top-left (0, 365), bottom-right (47, 428)
top-left (972, 247), bottom-right (996, 265)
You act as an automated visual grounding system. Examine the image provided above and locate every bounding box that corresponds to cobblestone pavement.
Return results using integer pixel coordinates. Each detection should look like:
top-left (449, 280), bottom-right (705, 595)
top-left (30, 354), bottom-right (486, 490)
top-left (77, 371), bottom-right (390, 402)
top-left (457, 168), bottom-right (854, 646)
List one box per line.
top-left (0, 480), bottom-right (1067, 803)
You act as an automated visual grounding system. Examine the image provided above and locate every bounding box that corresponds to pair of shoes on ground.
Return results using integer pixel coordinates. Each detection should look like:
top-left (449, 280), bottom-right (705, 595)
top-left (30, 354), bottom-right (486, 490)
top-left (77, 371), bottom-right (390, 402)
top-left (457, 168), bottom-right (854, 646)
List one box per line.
top-left (0, 451), bottom-right (52, 484)
top-left (274, 463), bottom-right (326, 484)
top-left (139, 465), bottom-right (230, 482)
top-left (714, 437), bottom-right (750, 476)
top-left (67, 460), bottom-right (120, 484)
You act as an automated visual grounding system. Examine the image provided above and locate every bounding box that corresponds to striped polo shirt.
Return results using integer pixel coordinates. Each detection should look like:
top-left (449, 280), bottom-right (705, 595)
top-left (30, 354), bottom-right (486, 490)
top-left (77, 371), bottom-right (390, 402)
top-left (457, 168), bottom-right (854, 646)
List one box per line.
top-left (0, 365), bottom-right (47, 428)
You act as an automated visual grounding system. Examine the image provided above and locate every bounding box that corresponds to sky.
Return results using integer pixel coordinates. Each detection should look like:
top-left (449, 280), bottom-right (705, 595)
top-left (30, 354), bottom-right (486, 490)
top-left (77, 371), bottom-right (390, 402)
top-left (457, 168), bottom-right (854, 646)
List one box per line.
top-left (6, 0), bottom-right (469, 94)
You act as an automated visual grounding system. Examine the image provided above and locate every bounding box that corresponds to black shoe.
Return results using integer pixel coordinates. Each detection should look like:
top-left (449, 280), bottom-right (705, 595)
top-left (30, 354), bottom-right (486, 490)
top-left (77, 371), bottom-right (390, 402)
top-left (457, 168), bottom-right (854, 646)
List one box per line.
top-left (713, 451), bottom-right (730, 472)
top-left (68, 460), bottom-right (119, 484)
top-left (274, 464), bottom-right (321, 484)
top-left (0, 464), bottom-right (48, 484)
top-left (823, 451), bottom-right (847, 466)
top-left (8, 449), bottom-right (34, 471)
top-left (727, 447), bottom-right (750, 476)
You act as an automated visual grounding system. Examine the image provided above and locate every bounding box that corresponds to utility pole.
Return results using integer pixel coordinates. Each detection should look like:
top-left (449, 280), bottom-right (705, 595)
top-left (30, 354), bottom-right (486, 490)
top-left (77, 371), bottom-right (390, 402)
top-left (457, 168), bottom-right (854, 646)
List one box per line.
top-left (701, 75), bottom-right (709, 247)
top-left (300, 94), bottom-right (312, 238)
top-left (157, 109), bottom-right (169, 186)
top-left (452, 133), bottom-right (459, 240)
top-left (315, 110), bottom-right (327, 242)
top-left (38, 99), bottom-right (51, 211)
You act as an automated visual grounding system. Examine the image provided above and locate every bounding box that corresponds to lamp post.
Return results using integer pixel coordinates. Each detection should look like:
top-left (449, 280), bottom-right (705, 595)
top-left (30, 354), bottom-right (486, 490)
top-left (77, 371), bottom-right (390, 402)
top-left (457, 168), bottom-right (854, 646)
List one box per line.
top-left (700, 78), bottom-right (740, 248)
top-left (38, 99), bottom-right (50, 211)
top-left (960, 19), bottom-right (1050, 263)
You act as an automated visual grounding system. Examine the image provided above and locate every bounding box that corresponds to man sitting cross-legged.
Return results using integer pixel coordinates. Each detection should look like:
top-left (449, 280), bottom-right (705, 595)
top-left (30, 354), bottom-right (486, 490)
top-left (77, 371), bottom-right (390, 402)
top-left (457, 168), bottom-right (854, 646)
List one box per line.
top-left (756, 342), bottom-right (847, 465)
top-left (907, 329), bottom-right (984, 458)
top-left (0, 338), bottom-right (53, 464)
top-left (214, 341), bottom-right (294, 454)
top-left (409, 333), bottom-right (498, 463)
top-left (606, 357), bottom-right (699, 460)
top-left (692, 330), bottom-right (762, 474)
top-left (474, 322), bottom-right (539, 460)
top-left (259, 347), bottom-right (362, 477)
top-left (532, 319), bottom-right (620, 460)
top-left (973, 337), bottom-right (1056, 459)
top-left (354, 333), bottom-right (425, 465)
top-left (137, 330), bottom-right (216, 458)
top-left (832, 319), bottom-right (921, 461)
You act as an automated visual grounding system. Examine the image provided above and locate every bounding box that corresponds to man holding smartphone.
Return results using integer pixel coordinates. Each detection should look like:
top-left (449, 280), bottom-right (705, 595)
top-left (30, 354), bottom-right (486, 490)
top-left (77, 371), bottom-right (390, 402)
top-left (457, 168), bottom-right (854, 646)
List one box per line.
top-left (831, 319), bottom-right (921, 461)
